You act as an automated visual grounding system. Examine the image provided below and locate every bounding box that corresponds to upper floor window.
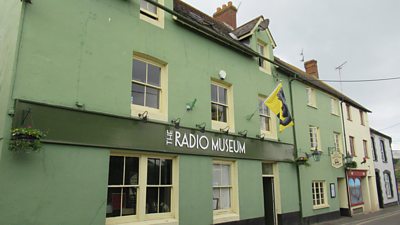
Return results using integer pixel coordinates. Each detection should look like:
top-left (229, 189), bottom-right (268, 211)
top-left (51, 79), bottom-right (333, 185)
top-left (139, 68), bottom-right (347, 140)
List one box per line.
top-left (306, 87), bottom-right (317, 108)
top-left (211, 82), bottom-right (234, 132)
top-left (331, 98), bottom-right (339, 115)
top-left (131, 56), bottom-right (168, 121)
top-left (380, 140), bottom-right (387, 162)
top-left (371, 137), bottom-right (378, 161)
top-left (333, 132), bottom-right (342, 153)
top-left (139, 0), bottom-right (164, 28)
top-left (346, 104), bottom-right (352, 121)
top-left (360, 110), bottom-right (365, 125)
top-left (349, 136), bottom-right (356, 156)
top-left (309, 126), bottom-right (320, 150)
top-left (106, 154), bottom-right (176, 224)
top-left (258, 96), bottom-right (271, 132)
top-left (257, 41), bottom-right (271, 74)
top-left (363, 140), bottom-right (368, 158)
top-left (383, 171), bottom-right (394, 199)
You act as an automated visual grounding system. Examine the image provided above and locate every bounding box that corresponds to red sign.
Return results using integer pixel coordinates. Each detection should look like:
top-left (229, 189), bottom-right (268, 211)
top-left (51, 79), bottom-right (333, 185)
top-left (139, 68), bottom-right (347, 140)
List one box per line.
top-left (347, 170), bottom-right (367, 178)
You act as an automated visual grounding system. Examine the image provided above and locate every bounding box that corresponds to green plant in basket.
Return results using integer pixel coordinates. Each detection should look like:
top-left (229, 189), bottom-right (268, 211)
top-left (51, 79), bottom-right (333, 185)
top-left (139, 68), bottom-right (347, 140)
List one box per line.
top-left (9, 127), bottom-right (46, 152)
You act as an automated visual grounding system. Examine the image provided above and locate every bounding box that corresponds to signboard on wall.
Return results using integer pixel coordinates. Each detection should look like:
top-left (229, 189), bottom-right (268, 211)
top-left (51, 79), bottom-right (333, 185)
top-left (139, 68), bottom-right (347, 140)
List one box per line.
top-left (331, 151), bottom-right (343, 168)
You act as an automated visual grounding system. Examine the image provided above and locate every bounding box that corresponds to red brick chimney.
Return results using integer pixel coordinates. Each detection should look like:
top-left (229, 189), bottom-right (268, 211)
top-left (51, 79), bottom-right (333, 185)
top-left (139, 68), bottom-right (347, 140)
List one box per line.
top-left (213, 1), bottom-right (237, 29)
top-left (304, 60), bottom-right (319, 78)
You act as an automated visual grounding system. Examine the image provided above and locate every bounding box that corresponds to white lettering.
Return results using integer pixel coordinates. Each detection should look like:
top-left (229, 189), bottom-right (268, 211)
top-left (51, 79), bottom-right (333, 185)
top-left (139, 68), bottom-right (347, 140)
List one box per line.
top-left (175, 131), bottom-right (182, 147)
top-left (189, 134), bottom-right (196, 149)
top-left (199, 136), bottom-right (209, 150)
top-left (181, 133), bottom-right (189, 147)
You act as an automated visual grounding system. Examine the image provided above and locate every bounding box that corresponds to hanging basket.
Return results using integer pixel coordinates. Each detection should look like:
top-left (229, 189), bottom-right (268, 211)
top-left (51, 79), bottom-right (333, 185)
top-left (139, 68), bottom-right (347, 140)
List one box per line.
top-left (9, 128), bottom-right (46, 152)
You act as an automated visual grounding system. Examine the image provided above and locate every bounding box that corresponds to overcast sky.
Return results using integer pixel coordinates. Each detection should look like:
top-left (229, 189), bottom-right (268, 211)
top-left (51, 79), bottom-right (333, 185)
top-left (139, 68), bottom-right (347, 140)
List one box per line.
top-left (184, 0), bottom-right (400, 150)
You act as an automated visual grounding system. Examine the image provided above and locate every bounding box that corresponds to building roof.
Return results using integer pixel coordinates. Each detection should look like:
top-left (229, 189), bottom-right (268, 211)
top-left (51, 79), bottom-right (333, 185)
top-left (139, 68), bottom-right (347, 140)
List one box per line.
top-left (275, 57), bottom-right (371, 113)
top-left (231, 16), bottom-right (263, 38)
top-left (370, 128), bottom-right (392, 143)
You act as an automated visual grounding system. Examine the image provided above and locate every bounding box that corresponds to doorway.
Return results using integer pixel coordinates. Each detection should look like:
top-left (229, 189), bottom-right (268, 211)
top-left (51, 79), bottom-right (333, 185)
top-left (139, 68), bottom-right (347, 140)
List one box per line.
top-left (263, 177), bottom-right (275, 225)
top-left (375, 170), bottom-right (384, 208)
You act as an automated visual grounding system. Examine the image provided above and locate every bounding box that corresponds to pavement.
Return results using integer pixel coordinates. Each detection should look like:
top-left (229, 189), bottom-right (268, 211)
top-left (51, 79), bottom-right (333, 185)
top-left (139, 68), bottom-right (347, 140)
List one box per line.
top-left (316, 205), bottom-right (400, 225)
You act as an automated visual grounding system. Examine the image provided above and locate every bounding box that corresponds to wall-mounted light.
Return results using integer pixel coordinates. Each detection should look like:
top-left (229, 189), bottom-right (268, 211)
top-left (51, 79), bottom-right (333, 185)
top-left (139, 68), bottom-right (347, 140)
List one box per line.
top-left (256, 134), bottom-right (265, 140)
top-left (186, 98), bottom-right (197, 111)
top-left (311, 150), bottom-right (322, 161)
top-left (196, 122), bottom-right (206, 133)
top-left (138, 111), bottom-right (148, 121)
top-left (220, 126), bottom-right (229, 134)
top-left (171, 118), bottom-right (181, 129)
top-left (219, 70), bottom-right (227, 80)
top-left (238, 130), bottom-right (247, 138)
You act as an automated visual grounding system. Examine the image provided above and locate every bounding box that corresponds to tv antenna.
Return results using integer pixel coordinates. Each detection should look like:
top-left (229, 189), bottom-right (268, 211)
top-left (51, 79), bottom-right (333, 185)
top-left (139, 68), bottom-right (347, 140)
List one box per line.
top-left (335, 61), bottom-right (347, 92)
top-left (300, 49), bottom-right (305, 62)
top-left (236, 1), bottom-right (242, 11)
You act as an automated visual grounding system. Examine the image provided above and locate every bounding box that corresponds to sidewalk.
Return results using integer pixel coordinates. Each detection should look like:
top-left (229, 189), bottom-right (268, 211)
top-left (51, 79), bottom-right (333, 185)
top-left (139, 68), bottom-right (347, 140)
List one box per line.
top-left (316, 205), bottom-right (400, 225)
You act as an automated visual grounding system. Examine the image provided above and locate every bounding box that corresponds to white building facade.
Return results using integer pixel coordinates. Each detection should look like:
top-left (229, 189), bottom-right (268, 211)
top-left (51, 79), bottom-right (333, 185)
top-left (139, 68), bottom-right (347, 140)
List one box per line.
top-left (370, 128), bottom-right (399, 208)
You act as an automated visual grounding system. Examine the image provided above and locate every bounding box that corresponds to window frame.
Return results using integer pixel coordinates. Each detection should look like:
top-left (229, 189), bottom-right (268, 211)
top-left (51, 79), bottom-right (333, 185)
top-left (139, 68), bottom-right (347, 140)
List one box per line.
top-left (349, 136), bottom-right (356, 157)
top-left (257, 40), bottom-right (271, 74)
top-left (383, 171), bottom-right (394, 199)
top-left (312, 181), bottom-right (329, 209)
top-left (331, 98), bottom-right (339, 116)
top-left (371, 137), bottom-right (378, 161)
top-left (363, 140), bottom-right (368, 159)
top-left (360, 110), bottom-right (365, 126)
top-left (306, 87), bottom-right (317, 108)
top-left (139, 0), bottom-right (165, 29)
top-left (212, 160), bottom-right (239, 223)
top-left (106, 152), bottom-right (178, 225)
top-left (333, 132), bottom-right (342, 153)
top-left (346, 104), bottom-right (352, 121)
top-left (131, 54), bottom-right (168, 122)
top-left (380, 139), bottom-right (387, 162)
top-left (309, 126), bottom-right (321, 151)
top-left (258, 95), bottom-right (277, 139)
top-left (211, 81), bottom-right (235, 132)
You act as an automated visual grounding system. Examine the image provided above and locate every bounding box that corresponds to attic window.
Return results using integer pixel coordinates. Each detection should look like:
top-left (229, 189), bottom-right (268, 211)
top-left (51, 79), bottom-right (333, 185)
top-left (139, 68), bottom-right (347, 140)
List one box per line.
top-left (140, 0), bottom-right (158, 20)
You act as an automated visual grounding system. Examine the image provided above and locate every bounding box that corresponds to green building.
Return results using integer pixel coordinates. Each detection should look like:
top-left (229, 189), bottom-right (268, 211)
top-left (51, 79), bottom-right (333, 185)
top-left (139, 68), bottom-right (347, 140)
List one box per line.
top-left (0, 1), bottom-right (300, 224)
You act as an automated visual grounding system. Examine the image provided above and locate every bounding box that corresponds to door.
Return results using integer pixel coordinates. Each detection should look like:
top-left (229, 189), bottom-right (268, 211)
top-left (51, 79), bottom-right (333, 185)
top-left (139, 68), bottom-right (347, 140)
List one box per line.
top-left (263, 177), bottom-right (275, 225)
top-left (375, 170), bottom-right (384, 208)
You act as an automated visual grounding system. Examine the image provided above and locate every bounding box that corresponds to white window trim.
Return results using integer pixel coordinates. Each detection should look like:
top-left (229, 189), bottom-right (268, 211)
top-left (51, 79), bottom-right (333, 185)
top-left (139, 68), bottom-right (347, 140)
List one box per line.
top-left (139, 0), bottom-right (165, 29)
top-left (309, 126), bottom-right (321, 151)
top-left (131, 54), bottom-right (168, 122)
top-left (306, 87), bottom-right (317, 108)
top-left (211, 81), bottom-right (235, 132)
top-left (259, 95), bottom-right (277, 140)
top-left (333, 132), bottom-right (342, 153)
top-left (331, 98), bottom-right (339, 116)
top-left (257, 40), bottom-right (271, 74)
top-left (312, 181), bottom-right (329, 209)
top-left (106, 152), bottom-right (179, 225)
top-left (213, 160), bottom-right (239, 224)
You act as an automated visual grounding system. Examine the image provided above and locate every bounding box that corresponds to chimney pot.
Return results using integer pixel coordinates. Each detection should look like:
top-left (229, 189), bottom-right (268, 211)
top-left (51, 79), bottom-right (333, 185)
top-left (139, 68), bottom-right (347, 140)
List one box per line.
top-left (217, 7), bottom-right (221, 12)
top-left (304, 60), bottom-right (319, 78)
top-left (222, 4), bottom-right (227, 8)
top-left (228, 1), bottom-right (232, 6)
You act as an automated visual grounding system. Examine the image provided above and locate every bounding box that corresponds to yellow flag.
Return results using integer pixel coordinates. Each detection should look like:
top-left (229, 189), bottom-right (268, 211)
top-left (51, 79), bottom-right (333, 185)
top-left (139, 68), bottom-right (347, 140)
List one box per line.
top-left (265, 83), bottom-right (294, 132)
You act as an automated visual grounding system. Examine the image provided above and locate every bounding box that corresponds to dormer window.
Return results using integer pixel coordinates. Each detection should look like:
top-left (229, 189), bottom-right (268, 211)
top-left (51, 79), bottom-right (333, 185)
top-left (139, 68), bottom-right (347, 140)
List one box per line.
top-left (139, 0), bottom-right (165, 29)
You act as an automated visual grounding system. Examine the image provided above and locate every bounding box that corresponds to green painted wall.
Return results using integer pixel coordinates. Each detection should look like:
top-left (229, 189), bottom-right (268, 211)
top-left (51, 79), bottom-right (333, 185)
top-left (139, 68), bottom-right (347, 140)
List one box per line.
top-left (238, 159), bottom-right (264, 219)
top-left (0, 0), bottom-right (23, 157)
top-left (179, 155), bottom-right (213, 225)
top-left (289, 79), bottom-right (345, 218)
top-left (278, 162), bottom-right (300, 213)
top-left (0, 144), bottom-right (109, 225)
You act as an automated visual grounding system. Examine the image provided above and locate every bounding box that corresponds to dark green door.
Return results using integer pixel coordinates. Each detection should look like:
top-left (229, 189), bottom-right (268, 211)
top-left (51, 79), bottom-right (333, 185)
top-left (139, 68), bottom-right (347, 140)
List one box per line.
top-left (263, 177), bottom-right (275, 225)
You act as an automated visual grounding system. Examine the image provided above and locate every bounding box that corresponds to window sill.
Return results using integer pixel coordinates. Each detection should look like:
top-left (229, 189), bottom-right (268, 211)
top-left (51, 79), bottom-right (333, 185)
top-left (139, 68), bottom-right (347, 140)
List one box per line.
top-left (131, 104), bottom-right (167, 122)
top-left (260, 130), bottom-right (277, 140)
top-left (212, 120), bottom-right (235, 133)
top-left (106, 218), bottom-right (178, 225)
top-left (313, 204), bottom-right (330, 210)
top-left (213, 212), bottom-right (239, 224)
top-left (259, 66), bottom-right (271, 75)
top-left (331, 112), bottom-right (340, 117)
top-left (307, 104), bottom-right (318, 109)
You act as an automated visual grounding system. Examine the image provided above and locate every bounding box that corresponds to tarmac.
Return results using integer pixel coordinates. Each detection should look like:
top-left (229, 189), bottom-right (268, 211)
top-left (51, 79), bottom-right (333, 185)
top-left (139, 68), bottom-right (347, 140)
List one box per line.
top-left (316, 204), bottom-right (400, 225)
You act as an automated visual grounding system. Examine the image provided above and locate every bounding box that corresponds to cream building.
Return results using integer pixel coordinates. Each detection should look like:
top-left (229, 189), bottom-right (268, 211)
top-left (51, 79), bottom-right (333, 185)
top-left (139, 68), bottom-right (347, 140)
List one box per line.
top-left (342, 102), bottom-right (380, 215)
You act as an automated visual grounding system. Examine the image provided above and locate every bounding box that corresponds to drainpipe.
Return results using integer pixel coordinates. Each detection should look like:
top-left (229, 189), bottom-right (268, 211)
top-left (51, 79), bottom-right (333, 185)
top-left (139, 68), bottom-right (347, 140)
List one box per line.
top-left (289, 76), bottom-right (303, 224)
top-left (340, 100), bottom-right (352, 216)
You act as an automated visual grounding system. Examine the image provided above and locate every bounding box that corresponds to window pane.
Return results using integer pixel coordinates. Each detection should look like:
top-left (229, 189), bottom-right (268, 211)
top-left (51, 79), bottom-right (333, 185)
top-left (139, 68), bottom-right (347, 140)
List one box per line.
top-left (258, 99), bottom-right (264, 114)
top-left (108, 156), bottom-right (124, 185)
top-left (159, 187), bottom-right (171, 213)
top-left (218, 105), bottom-right (227, 122)
top-left (213, 188), bottom-right (220, 210)
top-left (132, 59), bottom-right (146, 83)
top-left (146, 187), bottom-right (159, 214)
top-left (147, 158), bottom-right (160, 185)
top-left (218, 87), bottom-right (227, 104)
top-left (211, 103), bottom-right (218, 121)
top-left (211, 84), bottom-right (218, 102)
top-left (213, 164), bottom-right (222, 186)
top-left (122, 187), bottom-right (137, 216)
top-left (147, 64), bottom-right (161, 87)
top-left (221, 165), bottom-right (231, 186)
top-left (125, 157), bottom-right (139, 185)
top-left (260, 116), bottom-right (270, 131)
top-left (219, 187), bottom-right (231, 209)
top-left (145, 86), bottom-right (160, 109)
top-left (107, 187), bottom-right (122, 217)
top-left (161, 159), bottom-right (172, 185)
top-left (131, 83), bottom-right (145, 106)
